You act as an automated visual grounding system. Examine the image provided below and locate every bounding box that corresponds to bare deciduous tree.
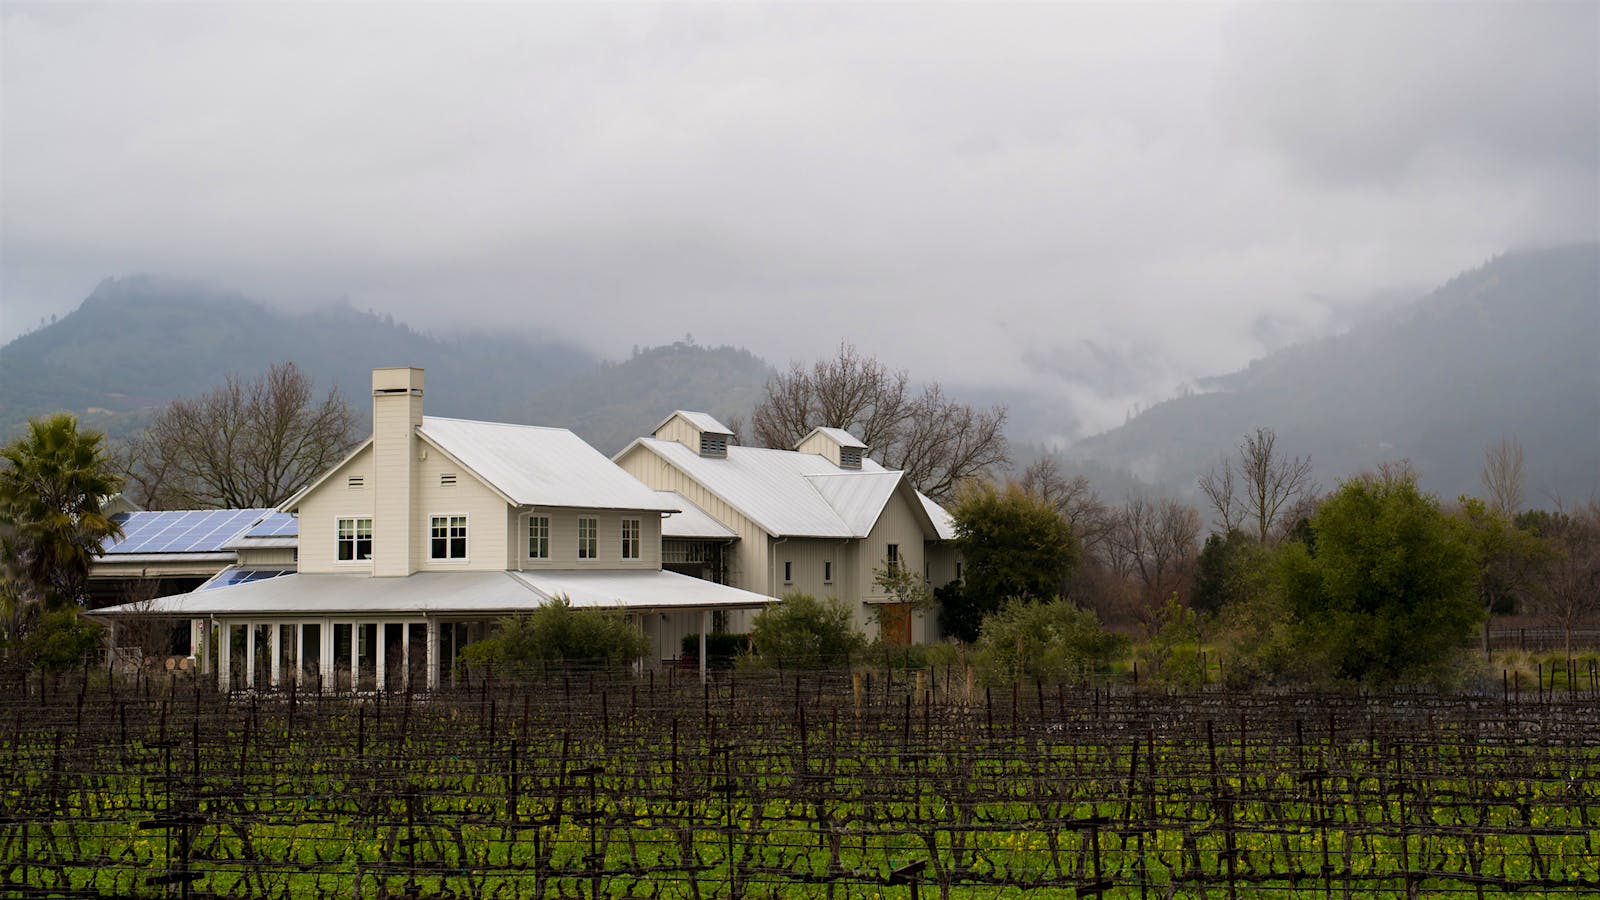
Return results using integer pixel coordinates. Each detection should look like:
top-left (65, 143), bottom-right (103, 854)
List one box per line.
top-left (1240, 428), bottom-right (1315, 544)
top-left (1481, 438), bottom-right (1527, 518)
top-left (1197, 457), bottom-right (1244, 536)
top-left (1020, 455), bottom-right (1113, 553)
top-left (125, 362), bottom-right (359, 509)
top-left (750, 343), bottom-right (1008, 503)
top-left (1102, 494), bottom-right (1201, 629)
top-left (1527, 500), bottom-right (1600, 660)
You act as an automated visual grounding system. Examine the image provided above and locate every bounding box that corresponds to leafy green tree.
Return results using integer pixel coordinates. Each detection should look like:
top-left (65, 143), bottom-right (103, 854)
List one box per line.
top-left (460, 597), bottom-right (648, 671)
top-left (1278, 471), bottom-right (1480, 687)
top-left (972, 597), bottom-right (1125, 685)
top-left (749, 593), bottom-right (864, 669)
top-left (944, 481), bottom-right (1077, 641)
top-left (0, 414), bottom-right (124, 611)
top-left (1191, 529), bottom-right (1265, 615)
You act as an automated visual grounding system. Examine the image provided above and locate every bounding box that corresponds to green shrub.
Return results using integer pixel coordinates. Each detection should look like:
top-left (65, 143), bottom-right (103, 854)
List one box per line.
top-left (461, 598), bottom-right (648, 672)
top-left (972, 597), bottom-right (1125, 685)
top-left (1144, 596), bottom-right (1205, 690)
top-left (20, 608), bottom-right (103, 674)
top-left (749, 593), bottom-right (864, 670)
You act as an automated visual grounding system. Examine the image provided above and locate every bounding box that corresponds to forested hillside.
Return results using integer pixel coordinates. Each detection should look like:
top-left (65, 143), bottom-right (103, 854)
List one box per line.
top-left (0, 277), bottom-right (772, 451)
top-left (1068, 245), bottom-right (1600, 502)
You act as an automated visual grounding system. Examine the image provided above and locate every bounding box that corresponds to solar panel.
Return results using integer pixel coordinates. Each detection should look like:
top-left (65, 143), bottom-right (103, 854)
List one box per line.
top-left (202, 568), bottom-right (293, 590)
top-left (103, 508), bottom-right (274, 554)
top-left (244, 512), bottom-right (298, 538)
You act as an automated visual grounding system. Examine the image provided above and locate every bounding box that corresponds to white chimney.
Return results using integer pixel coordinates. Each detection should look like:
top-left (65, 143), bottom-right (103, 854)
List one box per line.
top-left (371, 367), bottom-right (424, 576)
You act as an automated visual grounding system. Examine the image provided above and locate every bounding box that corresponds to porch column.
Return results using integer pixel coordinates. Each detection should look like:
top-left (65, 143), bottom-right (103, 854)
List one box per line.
top-left (321, 621), bottom-right (334, 687)
top-left (699, 609), bottom-right (709, 685)
top-left (375, 621), bottom-right (387, 692)
top-left (349, 624), bottom-right (360, 691)
top-left (244, 622), bottom-right (256, 689)
top-left (218, 622), bottom-right (231, 692)
top-left (426, 619), bottom-right (440, 691)
top-left (269, 624), bottom-right (281, 688)
top-left (294, 624), bottom-right (304, 686)
top-left (401, 624), bottom-right (411, 690)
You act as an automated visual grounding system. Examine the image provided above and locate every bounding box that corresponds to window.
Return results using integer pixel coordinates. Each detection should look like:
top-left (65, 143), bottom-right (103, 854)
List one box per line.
top-left (784, 561), bottom-right (793, 584)
top-left (336, 517), bottom-right (372, 561)
top-left (440, 473), bottom-right (457, 487)
top-left (430, 515), bottom-right (467, 560)
top-left (956, 561), bottom-right (963, 581)
top-left (528, 516), bottom-right (549, 559)
top-left (347, 475), bottom-right (364, 489)
top-left (578, 517), bottom-right (598, 559)
top-left (886, 544), bottom-right (900, 572)
top-left (621, 518), bottom-right (641, 559)
top-left (699, 433), bottom-right (728, 457)
top-left (824, 561), bottom-right (833, 584)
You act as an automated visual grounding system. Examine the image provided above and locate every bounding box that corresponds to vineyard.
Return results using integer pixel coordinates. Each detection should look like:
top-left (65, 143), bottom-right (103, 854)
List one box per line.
top-left (1, 666), bottom-right (1596, 898)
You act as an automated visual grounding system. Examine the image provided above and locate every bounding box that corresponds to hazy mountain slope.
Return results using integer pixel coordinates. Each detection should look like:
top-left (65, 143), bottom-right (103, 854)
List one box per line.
top-left (0, 277), bottom-right (774, 454)
top-left (1068, 245), bottom-right (1600, 504)
top-left (0, 276), bottom-right (598, 439)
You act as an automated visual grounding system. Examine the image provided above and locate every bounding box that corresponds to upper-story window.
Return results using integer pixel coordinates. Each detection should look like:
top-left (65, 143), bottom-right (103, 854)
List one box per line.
top-left (430, 515), bottom-right (467, 560)
top-left (621, 518), bottom-right (641, 559)
top-left (528, 516), bottom-right (550, 559)
top-left (886, 543), bottom-right (900, 572)
top-left (337, 517), bottom-right (372, 561)
top-left (578, 517), bottom-right (598, 559)
top-left (824, 561), bottom-right (833, 584)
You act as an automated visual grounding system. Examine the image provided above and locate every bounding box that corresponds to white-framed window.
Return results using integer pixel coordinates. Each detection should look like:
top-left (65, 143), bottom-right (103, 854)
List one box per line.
top-left (621, 518), bottom-right (641, 559)
top-left (824, 561), bottom-right (833, 584)
top-left (337, 517), bottom-right (372, 561)
top-left (430, 515), bottom-right (467, 560)
top-left (578, 517), bottom-right (598, 559)
top-left (886, 543), bottom-right (900, 572)
top-left (528, 515), bottom-right (549, 559)
top-left (784, 561), bottom-right (793, 584)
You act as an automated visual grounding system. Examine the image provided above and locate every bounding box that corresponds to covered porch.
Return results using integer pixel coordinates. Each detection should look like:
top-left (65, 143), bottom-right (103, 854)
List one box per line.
top-left (89, 569), bottom-right (776, 692)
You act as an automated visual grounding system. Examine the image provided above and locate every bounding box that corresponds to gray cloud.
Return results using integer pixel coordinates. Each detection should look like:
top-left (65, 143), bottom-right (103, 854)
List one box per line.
top-left (2, 2), bottom-right (1594, 439)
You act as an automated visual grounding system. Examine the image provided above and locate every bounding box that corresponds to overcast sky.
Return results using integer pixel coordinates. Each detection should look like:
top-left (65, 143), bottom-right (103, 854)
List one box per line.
top-left (3, 2), bottom-right (1595, 439)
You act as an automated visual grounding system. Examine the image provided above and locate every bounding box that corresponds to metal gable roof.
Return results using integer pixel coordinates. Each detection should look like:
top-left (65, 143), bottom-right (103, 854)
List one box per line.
top-left (803, 472), bottom-right (903, 537)
top-left (798, 426), bottom-right (868, 449)
top-left (652, 410), bottom-right (734, 436)
top-left (656, 491), bottom-right (739, 539)
top-left (918, 490), bottom-right (958, 540)
top-left (420, 417), bottom-right (678, 512)
top-left (633, 437), bottom-right (909, 538)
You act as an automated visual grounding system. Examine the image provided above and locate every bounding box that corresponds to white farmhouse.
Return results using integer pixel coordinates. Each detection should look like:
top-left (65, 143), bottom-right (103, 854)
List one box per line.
top-left (91, 368), bottom-right (776, 690)
top-left (614, 411), bottom-right (960, 644)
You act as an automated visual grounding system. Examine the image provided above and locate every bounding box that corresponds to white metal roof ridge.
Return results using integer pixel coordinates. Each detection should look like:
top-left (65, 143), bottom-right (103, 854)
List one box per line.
top-left (651, 410), bottom-right (733, 436)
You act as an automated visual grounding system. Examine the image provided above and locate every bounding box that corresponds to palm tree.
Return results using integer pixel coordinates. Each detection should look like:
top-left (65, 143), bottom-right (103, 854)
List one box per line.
top-left (0, 414), bottom-right (124, 610)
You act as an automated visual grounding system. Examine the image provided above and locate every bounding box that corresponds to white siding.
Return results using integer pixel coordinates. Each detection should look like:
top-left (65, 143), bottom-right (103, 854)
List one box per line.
top-left (616, 447), bottom-right (769, 593)
top-left (415, 450), bottom-right (510, 572)
top-left (514, 509), bottom-right (662, 570)
top-left (296, 445), bottom-right (376, 574)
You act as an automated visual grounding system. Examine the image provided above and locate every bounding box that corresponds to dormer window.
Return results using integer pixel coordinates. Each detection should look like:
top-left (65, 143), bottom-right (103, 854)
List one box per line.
top-left (440, 473), bottom-right (457, 487)
top-left (699, 433), bottom-right (729, 457)
top-left (839, 447), bottom-right (863, 469)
